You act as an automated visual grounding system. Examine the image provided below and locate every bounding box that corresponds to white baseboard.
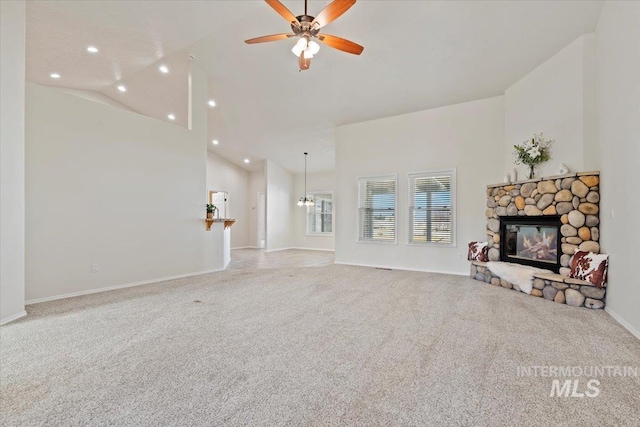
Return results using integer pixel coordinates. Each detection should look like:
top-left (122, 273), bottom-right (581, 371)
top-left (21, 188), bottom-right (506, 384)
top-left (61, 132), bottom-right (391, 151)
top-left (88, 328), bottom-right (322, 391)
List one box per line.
top-left (605, 307), bottom-right (640, 341)
top-left (25, 268), bottom-right (225, 305)
top-left (264, 247), bottom-right (295, 253)
top-left (290, 247), bottom-right (335, 252)
top-left (0, 310), bottom-right (27, 326)
top-left (334, 261), bottom-right (467, 277)
top-left (231, 246), bottom-right (260, 250)
top-left (265, 247), bottom-right (336, 253)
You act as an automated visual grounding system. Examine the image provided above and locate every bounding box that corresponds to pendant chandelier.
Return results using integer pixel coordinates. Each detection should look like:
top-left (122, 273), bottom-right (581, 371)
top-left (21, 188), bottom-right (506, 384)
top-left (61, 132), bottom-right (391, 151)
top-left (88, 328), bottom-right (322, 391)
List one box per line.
top-left (297, 152), bottom-right (315, 207)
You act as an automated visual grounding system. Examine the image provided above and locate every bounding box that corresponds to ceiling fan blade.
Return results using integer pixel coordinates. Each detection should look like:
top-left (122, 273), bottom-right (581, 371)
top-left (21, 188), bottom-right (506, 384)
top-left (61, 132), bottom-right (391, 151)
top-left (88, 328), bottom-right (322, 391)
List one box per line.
top-left (265, 0), bottom-right (299, 25)
top-left (317, 34), bottom-right (364, 55)
top-left (299, 54), bottom-right (311, 71)
top-left (311, 0), bottom-right (356, 29)
top-left (245, 33), bottom-right (295, 44)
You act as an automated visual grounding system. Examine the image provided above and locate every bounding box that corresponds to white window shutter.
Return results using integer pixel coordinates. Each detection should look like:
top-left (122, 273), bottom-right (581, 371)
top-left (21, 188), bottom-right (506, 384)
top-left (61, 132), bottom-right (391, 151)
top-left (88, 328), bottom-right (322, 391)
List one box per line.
top-left (357, 175), bottom-right (396, 242)
top-left (408, 170), bottom-right (455, 245)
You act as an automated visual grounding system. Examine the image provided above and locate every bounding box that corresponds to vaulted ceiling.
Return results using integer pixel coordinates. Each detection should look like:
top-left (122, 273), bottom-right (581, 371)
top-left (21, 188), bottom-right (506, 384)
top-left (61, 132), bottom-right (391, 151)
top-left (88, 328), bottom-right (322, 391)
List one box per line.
top-left (26, 1), bottom-right (604, 173)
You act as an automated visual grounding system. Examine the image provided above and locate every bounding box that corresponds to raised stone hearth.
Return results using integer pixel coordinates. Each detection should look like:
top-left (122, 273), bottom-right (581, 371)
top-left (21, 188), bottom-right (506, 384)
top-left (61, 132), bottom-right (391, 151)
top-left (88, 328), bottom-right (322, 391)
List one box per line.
top-left (476, 171), bottom-right (605, 309)
top-left (470, 261), bottom-right (605, 309)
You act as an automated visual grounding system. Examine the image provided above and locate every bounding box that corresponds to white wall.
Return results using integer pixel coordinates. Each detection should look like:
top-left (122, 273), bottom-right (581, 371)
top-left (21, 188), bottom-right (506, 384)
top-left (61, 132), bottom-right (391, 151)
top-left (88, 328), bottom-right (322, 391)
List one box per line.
top-left (58, 88), bottom-right (135, 113)
top-left (593, 1), bottom-right (640, 338)
top-left (265, 160), bottom-right (294, 251)
top-left (335, 96), bottom-right (505, 274)
top-left (293, 171), bottom-right (335, 251)
top-left (206, 151), bottom-right (250, 248)
top-left (0, 1), bottom-right (27, 324)
top-left (504, 34), bottom-right (594, 178)
top-left (582, 33), bottom-right (597, 172)
top-left (25, 67), bottom-right (222, 302)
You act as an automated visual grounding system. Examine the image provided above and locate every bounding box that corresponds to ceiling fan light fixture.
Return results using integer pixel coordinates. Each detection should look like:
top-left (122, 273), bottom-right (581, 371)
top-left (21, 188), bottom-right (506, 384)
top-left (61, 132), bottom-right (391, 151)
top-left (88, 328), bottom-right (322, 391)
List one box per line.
top-left (292, 44), bottom-right (304, 57)
top-left (308, 40), bottom-right (320, 55)
top-left (296, 37), bottom-right (308, 50)
top-left (292, 37), bottom-right (309, 57)
top-left (245, 0), bottom-right (363, 71)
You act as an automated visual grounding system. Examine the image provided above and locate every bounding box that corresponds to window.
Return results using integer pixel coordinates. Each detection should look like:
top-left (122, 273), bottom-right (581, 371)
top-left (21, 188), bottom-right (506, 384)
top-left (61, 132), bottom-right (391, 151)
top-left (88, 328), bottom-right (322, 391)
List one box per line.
top-left (307, 192), bottom-right (333, 235)
top-left (357, 175), bottom-right (396, 243)
top-left (408, 169), bottom-right (456, 245)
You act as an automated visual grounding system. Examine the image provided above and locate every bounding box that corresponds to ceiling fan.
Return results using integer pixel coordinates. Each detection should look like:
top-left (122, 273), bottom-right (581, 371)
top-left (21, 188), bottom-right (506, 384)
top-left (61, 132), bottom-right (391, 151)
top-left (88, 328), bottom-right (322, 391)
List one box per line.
top-left (245, 0), bottom-right (364, 71)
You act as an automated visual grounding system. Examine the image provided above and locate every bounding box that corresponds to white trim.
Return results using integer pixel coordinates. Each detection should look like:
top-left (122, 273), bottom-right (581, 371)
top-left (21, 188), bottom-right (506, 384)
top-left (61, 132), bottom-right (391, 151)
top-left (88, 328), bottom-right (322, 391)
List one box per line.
top-left (208, 187), bottom-right (229, 195)
top-left (305, 190), bottom-right (334, 236)
top-left (0, 310), bottom-right (27, 326)
top-left (232, 246), bottom-right (260, 250)
top-left (264, 247), bottom-right (296, 253)
top-left (334, 261), bottom-right (467, 277)
top-left (257, 192), bottom-right (266, 249)
top-left (265, 247), bottom-right (335, 253)
top-left (290, 247), bottom-right (335, 252)
top-left (406, 168), bottom-right (457, 177)
top-left (605, 307), bottom-right (640, 341)
top-left (407, 168), bottom-right (457, 247)
top-left (25, 268), bottom-right (225, 305)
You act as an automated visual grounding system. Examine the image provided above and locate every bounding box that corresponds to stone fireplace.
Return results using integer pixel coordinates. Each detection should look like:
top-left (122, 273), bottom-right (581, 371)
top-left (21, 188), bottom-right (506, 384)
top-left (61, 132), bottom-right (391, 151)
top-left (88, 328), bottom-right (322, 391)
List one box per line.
top-left (469, 171), bottom-right (605, 309)
top-left (485, 172), bottom-right (600, 276)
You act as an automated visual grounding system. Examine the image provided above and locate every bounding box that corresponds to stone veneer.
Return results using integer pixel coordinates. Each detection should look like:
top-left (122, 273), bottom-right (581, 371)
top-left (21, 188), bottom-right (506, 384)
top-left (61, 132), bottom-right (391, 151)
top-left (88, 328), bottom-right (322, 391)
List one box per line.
top-left (471, 171), bottom-right (605, 309)
top-left (470, 261), bottom-right (605, 309)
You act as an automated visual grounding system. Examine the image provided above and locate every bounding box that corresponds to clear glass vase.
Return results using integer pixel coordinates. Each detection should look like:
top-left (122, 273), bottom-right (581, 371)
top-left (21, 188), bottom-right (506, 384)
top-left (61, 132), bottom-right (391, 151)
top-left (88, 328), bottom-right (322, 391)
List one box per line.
top-left (527, 165), bottom-right (535, 179)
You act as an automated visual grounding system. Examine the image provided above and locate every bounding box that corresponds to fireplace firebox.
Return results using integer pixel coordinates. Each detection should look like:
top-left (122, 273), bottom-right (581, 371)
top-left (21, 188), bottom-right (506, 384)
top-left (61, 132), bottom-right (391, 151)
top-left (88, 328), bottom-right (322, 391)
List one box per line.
top-left (499, 216), bottom-right (561, 272)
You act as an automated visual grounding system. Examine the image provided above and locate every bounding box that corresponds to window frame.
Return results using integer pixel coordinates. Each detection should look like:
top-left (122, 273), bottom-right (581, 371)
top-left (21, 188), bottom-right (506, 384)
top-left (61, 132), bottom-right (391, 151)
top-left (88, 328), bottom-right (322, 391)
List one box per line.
top-left (306, 191), bottom-right (334, 236)
top-left (356, 173), bottom-right (398, 245)
top-left (406, 168), bottom-right (457, 247)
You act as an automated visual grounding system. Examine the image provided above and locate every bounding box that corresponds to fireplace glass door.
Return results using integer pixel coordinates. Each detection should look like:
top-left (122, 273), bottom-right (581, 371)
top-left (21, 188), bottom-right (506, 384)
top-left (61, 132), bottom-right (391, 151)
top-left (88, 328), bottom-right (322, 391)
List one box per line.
top-left (500, 216), bottom-right (561, 272)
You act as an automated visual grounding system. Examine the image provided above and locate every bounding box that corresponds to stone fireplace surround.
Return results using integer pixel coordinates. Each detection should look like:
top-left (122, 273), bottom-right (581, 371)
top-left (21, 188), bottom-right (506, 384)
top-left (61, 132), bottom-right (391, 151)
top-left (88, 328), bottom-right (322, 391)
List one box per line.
top-left (470, 171), bottom-right (605, 309)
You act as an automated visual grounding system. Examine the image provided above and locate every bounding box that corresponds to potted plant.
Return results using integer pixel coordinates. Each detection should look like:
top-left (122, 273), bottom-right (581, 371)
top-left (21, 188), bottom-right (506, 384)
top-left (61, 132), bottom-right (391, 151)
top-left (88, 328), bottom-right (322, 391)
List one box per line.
top-left (206, 204), bottom-right (217, 219)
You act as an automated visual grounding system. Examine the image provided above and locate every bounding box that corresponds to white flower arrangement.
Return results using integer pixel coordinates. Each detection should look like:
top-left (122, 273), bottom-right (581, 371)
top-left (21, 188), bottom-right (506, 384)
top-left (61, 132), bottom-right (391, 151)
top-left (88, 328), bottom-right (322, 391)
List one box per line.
top-left (513, 133), bottom-right (553, 178)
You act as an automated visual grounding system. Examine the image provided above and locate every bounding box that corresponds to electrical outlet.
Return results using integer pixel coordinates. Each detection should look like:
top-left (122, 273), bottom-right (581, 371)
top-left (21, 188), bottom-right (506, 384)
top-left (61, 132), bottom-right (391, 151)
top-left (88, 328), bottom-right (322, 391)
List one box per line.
top-left (91, 264), bottom-right (99, 273)
top-left (610, 209), bottom-right (615, 219)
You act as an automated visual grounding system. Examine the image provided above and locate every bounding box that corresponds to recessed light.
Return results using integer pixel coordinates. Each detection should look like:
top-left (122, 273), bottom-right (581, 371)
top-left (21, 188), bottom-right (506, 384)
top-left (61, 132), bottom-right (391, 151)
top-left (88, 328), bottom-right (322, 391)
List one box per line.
top-left (159, 65), bottom-right (169, 74)
top-left (168, 114), bottom-right (175, 121)
top-left (212, 139), bottom-right (219, 145)
top-left (208, 99), bottom-right (216, 107)
top-left (244, 158), bottom-right (250, 164)
top-left (87, 46), bottom-right (98, 53)
top-left (50, 73), bottom-right (61, 79)
top-left (117, 85), bottom-right (127, 92)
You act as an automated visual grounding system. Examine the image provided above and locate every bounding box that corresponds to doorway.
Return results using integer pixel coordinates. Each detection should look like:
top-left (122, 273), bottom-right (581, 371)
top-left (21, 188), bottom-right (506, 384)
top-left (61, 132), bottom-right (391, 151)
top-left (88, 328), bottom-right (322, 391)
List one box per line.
top-left (209, 190), bottom-right (228, 219)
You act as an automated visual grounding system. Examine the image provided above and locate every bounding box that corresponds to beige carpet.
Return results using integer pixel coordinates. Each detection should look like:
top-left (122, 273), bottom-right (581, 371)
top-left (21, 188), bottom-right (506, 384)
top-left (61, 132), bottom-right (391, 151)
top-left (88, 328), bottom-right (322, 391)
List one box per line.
top-left (1, 264), bottom-right (639, 426)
